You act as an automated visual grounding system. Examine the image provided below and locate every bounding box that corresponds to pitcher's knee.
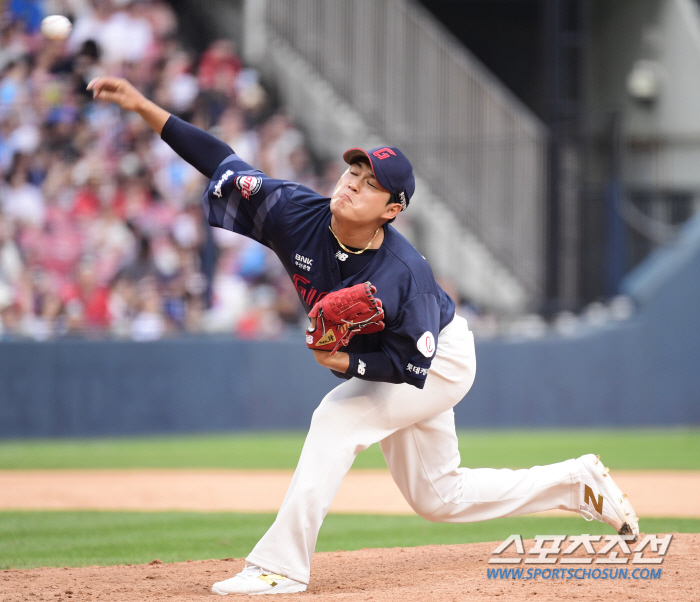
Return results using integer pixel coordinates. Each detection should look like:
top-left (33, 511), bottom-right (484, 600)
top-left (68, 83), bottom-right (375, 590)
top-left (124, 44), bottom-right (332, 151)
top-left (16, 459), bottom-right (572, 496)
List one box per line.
top-left (420, 504), bottom-right (457, 522)
top-left (404, 493), bottom-right (455, 522)
top-left (310, 397), bottom-right (336, 427)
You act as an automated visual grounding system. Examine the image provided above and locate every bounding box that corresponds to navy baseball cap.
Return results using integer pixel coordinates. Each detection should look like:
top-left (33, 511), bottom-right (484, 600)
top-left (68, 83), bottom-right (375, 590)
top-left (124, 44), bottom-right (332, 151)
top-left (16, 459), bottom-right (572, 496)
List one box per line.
top-left (343, 146), bottom-right (416, 211)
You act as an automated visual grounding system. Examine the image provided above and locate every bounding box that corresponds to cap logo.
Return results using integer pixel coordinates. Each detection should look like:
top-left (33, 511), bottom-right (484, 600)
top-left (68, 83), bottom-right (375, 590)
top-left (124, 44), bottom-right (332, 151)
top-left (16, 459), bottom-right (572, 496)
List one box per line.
top-left (398, 191), bottom-right (407, 211)
top-left (372, 148), bottom-right (396, 160)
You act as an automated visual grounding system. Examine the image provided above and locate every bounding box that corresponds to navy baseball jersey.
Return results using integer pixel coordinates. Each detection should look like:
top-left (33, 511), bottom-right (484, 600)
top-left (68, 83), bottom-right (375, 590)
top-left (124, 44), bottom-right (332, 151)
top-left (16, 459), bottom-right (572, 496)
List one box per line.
top-left (203, 153), bottom-right (456, 389)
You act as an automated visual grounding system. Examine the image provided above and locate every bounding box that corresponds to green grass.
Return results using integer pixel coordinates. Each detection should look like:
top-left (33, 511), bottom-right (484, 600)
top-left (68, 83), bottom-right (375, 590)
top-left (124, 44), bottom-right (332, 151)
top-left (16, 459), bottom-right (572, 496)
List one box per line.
top-left (2, 431), bottom-right (695, 570)
top-left (0, 428), bottom-right (698, 470)
top-left (1, 511), bottom-right (696, 570)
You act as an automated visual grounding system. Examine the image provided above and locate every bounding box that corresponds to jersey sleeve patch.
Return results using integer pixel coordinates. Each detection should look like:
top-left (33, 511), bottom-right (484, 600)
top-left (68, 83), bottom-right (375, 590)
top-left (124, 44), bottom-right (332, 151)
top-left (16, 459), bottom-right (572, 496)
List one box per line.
top-left (416, 331), bottom-right (436, 358)
top-left (235, 175), bottom-right (263, 200)
top-left (203, 154), bottom-right (297, 247)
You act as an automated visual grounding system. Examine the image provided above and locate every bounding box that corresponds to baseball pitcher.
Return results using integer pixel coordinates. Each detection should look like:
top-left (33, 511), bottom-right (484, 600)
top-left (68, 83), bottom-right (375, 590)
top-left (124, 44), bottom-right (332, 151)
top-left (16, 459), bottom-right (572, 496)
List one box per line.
top-left (88, 77), bottom-right (639, 596)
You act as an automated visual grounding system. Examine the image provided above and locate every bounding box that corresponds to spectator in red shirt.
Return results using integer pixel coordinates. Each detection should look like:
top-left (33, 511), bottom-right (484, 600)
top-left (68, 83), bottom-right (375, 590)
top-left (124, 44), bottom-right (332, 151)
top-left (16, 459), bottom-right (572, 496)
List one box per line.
top-left (197, 39), bottom-right (242, 98)
top-left (62, 263), bottom-right (110, 330)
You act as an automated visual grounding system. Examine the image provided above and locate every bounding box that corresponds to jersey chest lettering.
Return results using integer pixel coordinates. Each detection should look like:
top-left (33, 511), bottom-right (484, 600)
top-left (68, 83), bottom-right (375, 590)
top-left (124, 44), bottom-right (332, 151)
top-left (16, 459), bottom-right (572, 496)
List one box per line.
top-left (293, 274), bottom-right (327, 307)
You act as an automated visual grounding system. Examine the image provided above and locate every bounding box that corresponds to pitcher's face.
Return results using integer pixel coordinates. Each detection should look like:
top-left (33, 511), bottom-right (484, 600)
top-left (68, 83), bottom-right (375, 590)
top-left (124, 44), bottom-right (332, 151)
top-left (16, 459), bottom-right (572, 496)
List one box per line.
top-left (330, 161), bottom-right (399, 225)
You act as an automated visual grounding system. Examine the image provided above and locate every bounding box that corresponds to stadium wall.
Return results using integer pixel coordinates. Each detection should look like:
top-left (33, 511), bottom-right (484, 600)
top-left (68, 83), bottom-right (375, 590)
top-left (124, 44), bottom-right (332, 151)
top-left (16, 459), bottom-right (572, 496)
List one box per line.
top-left (1, 211), bottom-right (698, 437)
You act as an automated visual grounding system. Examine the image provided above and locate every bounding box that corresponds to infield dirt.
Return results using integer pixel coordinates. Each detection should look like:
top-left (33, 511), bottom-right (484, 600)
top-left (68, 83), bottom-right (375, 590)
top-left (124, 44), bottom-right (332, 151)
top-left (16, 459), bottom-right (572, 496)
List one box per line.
top-left (1, 469), bottom-right (699, 516)
top-left (1, 534), bottom-right (696, 601)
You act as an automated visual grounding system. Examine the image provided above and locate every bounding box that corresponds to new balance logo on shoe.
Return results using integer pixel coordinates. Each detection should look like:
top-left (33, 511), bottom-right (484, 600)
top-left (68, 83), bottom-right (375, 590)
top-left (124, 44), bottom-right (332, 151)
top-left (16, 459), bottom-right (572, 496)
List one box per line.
top-left (584, 484), bottom-right (604, 514)
top-left (578, 454), bottom-right (639, 537)
top-left (212, 563), bottom-right (307, 595)
top-left (257, 574), bottom-right (287, 587)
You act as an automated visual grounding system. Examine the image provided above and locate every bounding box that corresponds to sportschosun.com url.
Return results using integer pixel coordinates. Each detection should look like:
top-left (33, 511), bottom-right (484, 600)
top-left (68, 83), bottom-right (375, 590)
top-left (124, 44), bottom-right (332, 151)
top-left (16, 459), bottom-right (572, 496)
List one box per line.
top-left (487, 567), bottom-right (662, 580)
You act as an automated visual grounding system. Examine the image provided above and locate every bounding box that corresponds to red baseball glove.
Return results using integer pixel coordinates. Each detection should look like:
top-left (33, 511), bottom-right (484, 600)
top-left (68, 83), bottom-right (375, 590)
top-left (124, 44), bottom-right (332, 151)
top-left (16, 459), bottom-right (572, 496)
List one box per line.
top-left (306, 281), bottom-right (385, 355)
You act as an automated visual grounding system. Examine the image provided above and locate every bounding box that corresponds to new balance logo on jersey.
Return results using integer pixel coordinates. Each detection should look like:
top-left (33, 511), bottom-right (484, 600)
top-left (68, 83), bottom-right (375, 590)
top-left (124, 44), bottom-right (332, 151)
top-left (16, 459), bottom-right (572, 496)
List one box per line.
top-left (213, 170), bottom-right (234, 198)
top-left (358, 359), bottom-right (366, 375)
top-left (335, 250), bottom-right (348, 262)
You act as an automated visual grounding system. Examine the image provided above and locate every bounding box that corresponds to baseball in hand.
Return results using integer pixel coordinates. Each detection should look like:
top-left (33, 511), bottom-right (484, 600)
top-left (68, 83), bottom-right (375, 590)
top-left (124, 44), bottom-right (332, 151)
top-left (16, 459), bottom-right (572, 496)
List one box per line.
top-left (40, 15), bottom-right (73, 41)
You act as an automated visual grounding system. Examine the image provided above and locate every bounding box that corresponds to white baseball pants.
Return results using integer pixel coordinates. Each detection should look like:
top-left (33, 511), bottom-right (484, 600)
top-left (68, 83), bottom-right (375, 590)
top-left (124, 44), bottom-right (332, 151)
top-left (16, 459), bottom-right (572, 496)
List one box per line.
top-left (246, 315), bottom-right (585, 585)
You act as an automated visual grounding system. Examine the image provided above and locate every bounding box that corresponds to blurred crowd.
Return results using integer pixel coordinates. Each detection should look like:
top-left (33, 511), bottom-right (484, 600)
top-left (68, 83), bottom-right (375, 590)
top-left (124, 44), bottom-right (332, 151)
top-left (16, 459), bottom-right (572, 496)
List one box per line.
top-left (0, 0), bottom-right (635, 344)
top-left (0, 0), bottom-right (344, 341)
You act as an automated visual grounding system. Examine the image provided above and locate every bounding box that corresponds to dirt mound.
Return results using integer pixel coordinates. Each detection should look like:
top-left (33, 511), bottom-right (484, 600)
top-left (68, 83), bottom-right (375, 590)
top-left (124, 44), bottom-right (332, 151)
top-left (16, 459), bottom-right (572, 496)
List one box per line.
top-left (2, 533), bottom-right (697, 601)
